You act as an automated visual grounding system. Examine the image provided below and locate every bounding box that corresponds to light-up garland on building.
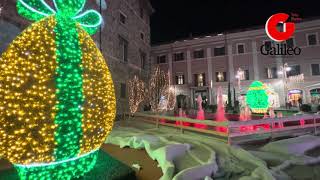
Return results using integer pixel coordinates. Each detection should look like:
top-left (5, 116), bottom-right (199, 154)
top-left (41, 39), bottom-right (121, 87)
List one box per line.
top-left (246, 81), bottom-right (269, 114)
top-left (128, 75), bottom-right (145, 114)
top-left (0, 0), bottom-right (115, 179)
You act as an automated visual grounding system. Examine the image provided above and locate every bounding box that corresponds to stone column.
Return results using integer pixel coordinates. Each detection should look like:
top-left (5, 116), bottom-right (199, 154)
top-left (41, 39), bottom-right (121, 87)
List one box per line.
top-left (168, 52), bottom-right (173, 82)
top-left (207, 47), bottom-right (213, 104)
top-left (187, 50), bottom-right (192, 84)
top-left (252, 40), bottom-right (260, 80)
top-left (187, 49), bottom-right (193, 107)
top-left (276, 53), bottom-right (286, 107)
top-left (227, 44), bottom-right (235, 82)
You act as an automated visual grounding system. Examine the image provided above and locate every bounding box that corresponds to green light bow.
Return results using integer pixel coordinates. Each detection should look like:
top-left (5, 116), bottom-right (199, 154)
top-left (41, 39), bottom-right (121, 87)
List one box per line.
top-left (17, 0), bottom-right (103, 35)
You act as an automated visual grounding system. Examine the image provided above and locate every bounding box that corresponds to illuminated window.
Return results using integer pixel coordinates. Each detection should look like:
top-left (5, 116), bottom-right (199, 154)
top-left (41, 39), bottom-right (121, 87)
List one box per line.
top-left (266, 67), bottom-right (278, 79)
top-left (176, 75), bottom-right (185, 85)
top-left (216, 72), bottom-right (226, 82)
top-left (194, 73), bottom-right (205, 87)
top-left (237, 69), bottom-right (249, 80)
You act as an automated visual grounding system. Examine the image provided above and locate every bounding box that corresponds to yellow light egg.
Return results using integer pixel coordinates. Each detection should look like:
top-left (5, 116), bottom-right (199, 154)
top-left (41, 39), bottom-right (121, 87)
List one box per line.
top-left (0, 15), bottom-right (116, 179)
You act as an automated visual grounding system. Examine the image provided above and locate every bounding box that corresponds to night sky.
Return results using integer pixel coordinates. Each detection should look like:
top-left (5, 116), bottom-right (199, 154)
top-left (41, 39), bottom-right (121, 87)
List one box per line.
top-left (150, 0), bottom-right (320, 45)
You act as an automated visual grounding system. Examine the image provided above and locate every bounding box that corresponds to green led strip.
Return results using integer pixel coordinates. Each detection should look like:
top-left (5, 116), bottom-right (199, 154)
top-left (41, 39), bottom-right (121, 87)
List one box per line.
top-left (53, 14), bottom-right (84, 160)
top-left (14, 150), bottom-right (98, 180)
top-left (246, 81), bottom-right (269, 113)
top-left (14, 0), bottom-right (105, 179)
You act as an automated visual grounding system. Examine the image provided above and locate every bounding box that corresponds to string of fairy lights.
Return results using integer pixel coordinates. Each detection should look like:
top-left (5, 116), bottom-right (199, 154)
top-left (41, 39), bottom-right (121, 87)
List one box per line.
top-left (0, 0), bottom-right (115, 179)
top-left (127, 66), bottom-right (176, 114)
top-left (128, 75), bottom-right (145, 114)
top-left (0, 16), bottom-right (58, 165)
top-left (148, 66), bottom-right (169, 112)
top-left (166, 72), bottom-right (176, 111)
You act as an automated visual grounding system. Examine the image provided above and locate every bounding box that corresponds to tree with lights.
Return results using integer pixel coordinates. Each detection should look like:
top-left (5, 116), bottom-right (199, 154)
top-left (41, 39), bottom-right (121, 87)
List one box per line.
top-left (167, 87), bottom-right (176, 111)
top-left (0, 0), bottom-right (116, 179)
top-left (148, 66), bottom-right (176, 113)
top-left (166, 72), bottom-right (176, 111)
top-left (246, 81), bottom-right (269, 113)
top-left (128, 75), bottom-right (145, 114)
top-left (149, 66), bottom-right (169, 112)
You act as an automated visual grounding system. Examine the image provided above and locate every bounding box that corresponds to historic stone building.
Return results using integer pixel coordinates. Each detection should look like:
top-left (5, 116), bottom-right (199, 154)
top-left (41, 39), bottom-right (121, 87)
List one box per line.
top-left (0, 0), bottom-right (153, 116)
top-left (151, 18), bottom-right (320, 109)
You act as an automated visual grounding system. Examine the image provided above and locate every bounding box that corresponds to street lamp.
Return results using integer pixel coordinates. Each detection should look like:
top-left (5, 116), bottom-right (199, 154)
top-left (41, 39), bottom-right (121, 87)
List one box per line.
top-left (210, 80), bottom-right (214, 104)
top-left (278, 63), bottom-right (291, 107)
top-left (235, 68), bottom-right (244, 91)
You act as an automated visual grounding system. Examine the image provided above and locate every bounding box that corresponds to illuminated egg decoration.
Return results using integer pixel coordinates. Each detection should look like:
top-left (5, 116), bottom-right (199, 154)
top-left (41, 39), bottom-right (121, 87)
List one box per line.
top-left (0, 0), bottom-right (115, 179)
top-left (246, 81), bottom-right (269, 114)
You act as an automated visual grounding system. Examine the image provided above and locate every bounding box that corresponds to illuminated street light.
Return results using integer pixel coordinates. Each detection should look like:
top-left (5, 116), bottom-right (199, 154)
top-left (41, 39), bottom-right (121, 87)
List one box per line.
top-left (278, 63), bottom-right (290, 107)
top-left (236, 68), bottom-right (244, 91)
top-left (285, 66), bottom-right (292, 72)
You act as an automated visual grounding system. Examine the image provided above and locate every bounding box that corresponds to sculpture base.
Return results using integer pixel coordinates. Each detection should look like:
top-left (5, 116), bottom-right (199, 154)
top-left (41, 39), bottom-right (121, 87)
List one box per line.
top-left (0, 150), bottom-right (136, 180)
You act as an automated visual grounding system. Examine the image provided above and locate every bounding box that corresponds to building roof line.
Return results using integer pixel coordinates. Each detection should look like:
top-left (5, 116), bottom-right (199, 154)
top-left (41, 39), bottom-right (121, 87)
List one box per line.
top-left (152, 16), bottom-right (320, 47)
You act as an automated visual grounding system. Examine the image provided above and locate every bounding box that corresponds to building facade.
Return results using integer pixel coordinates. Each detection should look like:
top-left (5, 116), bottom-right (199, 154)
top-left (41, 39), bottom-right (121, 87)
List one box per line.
top-left (0, 0), bottom-right (153, 116)
top-left (151, 19), bottom-right (320, 109)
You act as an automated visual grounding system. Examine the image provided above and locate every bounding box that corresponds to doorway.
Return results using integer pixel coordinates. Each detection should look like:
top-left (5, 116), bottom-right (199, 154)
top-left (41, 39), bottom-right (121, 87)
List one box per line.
top-left (193, 90), bottom-right (208, 109)
top-left (310, 88), bottom-right (320, 104)
top-left (288, 89), bottom-right (303, 107)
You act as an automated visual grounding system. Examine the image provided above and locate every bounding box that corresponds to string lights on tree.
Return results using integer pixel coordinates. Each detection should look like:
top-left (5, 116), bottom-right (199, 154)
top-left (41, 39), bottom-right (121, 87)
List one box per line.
top-left (148, 66), bottom-right (169, 112)
top-left (166, 72), bottom-right (176, 111)
top-left (128, 75), bottom-right (145, 114)
top-left (0, 0), bottom-right (116, 179)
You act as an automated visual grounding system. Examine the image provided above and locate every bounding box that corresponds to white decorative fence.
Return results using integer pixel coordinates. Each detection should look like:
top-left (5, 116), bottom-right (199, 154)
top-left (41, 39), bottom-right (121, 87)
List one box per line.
top-left (127, 112), bottom-right (320, 145)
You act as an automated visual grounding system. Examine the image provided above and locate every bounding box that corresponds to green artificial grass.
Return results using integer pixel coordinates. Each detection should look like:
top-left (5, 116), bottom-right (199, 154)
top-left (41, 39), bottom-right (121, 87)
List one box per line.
top-left (0, 151), bottom-right (136, 180)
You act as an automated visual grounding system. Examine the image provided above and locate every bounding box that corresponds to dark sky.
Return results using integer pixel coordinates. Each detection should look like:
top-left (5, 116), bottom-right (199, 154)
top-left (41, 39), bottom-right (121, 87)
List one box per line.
top-left (150, 0), bottom-right (320, 45)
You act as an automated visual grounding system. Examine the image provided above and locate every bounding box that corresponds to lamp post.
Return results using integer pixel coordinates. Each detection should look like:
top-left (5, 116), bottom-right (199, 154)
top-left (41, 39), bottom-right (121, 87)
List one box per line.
top-left (210, 80), bottom-right (214, 104)
top-left (278, 63), bottom-right (291, 108)
top-left (235, 68), bottom-right (244, 92)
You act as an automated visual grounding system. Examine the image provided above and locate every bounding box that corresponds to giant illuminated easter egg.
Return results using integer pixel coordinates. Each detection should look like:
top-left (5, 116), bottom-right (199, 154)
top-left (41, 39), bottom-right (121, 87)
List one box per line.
top-left (246, 81), bottom-right (269, 114)
top-left (0, 0), bottom-right (115, 179)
